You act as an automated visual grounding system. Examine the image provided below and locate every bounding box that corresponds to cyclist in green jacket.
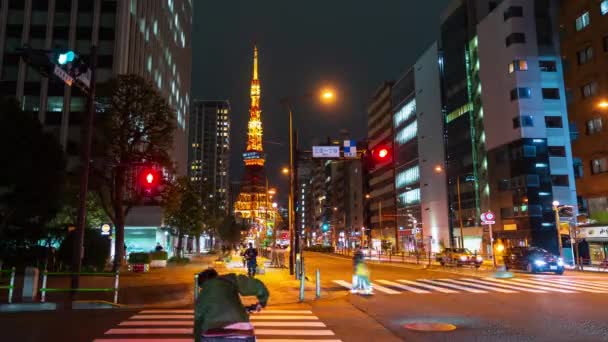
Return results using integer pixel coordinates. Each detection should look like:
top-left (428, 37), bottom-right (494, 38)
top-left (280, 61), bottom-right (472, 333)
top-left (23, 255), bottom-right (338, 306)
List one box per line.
top-left (194, 268), bottom-right (269, 341)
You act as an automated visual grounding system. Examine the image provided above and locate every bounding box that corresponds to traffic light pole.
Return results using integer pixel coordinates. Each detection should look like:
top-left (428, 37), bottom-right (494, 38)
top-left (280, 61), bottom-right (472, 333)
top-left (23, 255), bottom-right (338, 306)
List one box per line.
top-left (71, 45), bottom-right (97, 294)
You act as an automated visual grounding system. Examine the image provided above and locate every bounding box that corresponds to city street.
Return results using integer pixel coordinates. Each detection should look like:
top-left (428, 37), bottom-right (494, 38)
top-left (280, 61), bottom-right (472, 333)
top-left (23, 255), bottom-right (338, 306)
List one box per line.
top-left (3, 253), bottom-right (608, 341)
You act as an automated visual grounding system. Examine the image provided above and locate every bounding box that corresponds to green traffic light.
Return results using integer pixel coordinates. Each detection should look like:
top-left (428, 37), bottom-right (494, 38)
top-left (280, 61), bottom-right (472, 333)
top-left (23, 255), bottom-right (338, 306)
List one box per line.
top-left (57, 51), bottom-right (75, 65)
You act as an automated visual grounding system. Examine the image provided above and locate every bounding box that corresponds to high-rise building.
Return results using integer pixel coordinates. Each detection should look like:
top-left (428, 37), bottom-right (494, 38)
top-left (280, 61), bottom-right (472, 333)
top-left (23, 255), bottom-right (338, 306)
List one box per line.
top-left (440, 0), bottom-right (576, 256)
top-left (188, 100), bottom-right (230, 212)
top-left (234, 46), bottom-right (270, 226)
top-left (392, 43), bottom-right (450, 253)
top-left (367, 82), bottom-right (397, 250)
top-left (0, 0), bottom-right (192, 175)
top-left (559, 1), bottom-right (608, 218)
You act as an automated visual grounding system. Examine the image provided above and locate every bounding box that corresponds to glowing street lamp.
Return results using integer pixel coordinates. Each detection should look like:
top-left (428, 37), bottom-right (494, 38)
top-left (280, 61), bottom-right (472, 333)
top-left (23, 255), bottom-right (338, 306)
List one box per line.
top-left (281, 167), bottom-right (289, 175)
top-left (598, 101), bottom-right (608, 109)
top-left (320, 88), bottom-right (336, 103)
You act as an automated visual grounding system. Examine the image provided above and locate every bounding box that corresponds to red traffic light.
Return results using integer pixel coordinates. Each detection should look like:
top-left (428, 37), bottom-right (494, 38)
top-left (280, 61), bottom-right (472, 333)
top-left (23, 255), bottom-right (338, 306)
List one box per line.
top-left (140, 168), bottom-right (160, 188)
top-left (145, 172), bottom-right (155, 185)
top-left (372, 145), bottom-right (392, 162)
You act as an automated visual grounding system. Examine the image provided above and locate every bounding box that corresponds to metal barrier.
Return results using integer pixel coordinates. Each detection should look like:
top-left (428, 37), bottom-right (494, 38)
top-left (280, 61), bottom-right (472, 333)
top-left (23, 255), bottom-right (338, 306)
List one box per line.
top-left (40, 271), bottom-right (120, 304)
top-left (0, 267), bottom-right (16, 303)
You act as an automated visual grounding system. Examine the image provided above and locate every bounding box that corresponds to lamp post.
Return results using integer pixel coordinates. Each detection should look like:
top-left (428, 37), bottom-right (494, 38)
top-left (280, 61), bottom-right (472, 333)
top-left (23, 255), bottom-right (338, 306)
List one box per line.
top-left (552, 201), bottom-right (563, 258)
top-left (280, 88), bottom-right (336, 276)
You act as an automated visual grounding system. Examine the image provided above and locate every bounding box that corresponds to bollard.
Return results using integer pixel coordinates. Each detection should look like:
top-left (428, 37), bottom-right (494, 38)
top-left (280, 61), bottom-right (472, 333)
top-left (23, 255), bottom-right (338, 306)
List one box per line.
top-left (8, 267), bottom-right (15, 304)
top-left (299, 264), bottom-right (305, 302)
top-left (22, 267), bottom-right (39, 303)
top-left (194, 274), bottom-right (199, 302)
top-left (40, 271), bottom-right (48, 303)
top-left (113, 271), bottom-right (120, 304)
top-left (315, 268), bottom-right (321, 299)
top-left (295, 260), bottom-right (300, 280)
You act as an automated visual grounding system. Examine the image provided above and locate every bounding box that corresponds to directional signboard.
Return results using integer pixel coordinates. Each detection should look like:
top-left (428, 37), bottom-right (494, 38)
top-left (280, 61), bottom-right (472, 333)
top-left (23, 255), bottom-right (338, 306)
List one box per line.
top-left (343, 140), bottom-right (357, 158)
top-left (54, 65), bottom-right (73, 86)
top-left (312, 146), bottom-right (340, 158)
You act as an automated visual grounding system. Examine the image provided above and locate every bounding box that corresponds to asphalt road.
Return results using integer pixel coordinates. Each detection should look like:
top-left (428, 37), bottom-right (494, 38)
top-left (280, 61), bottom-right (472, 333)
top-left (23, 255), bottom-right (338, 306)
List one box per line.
top-left (3, 253), bottom-right (608, 341)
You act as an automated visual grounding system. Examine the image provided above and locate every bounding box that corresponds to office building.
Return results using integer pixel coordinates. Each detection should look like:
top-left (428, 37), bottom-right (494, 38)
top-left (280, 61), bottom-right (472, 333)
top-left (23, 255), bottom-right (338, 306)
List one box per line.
top-left (188, 100), bottom-right (230, 212)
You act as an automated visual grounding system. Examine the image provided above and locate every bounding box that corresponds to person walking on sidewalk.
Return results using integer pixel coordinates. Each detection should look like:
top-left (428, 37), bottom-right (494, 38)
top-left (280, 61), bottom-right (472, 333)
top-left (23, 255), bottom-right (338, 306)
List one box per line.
top-left (243, 243), bottom-right (258, 277)
top-left (352, 246), bottom-right (364, 291)
top-left (194, 268), bottom-right (269, 341)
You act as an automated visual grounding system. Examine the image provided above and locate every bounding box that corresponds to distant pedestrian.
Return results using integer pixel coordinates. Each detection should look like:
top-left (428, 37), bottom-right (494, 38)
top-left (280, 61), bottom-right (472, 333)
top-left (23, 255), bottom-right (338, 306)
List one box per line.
top-left (243, 243), bottom-right (258, 277)
top-left (155, 243), bottom-right (164, 252)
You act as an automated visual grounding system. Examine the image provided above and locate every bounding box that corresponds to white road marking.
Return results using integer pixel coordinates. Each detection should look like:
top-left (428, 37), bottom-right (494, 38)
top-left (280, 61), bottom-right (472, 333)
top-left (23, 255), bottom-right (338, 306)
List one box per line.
top-left (483, 277), bottom-right (576, 293)
top-left (538, 278), bottom-right (608, 291)
top-left (552, 279), bottom-right (608, 290)
top-left (252, 322), bottom-right (327, 327)
top-left (95, 339), bottom-right (190, 342)
top-left (256, 329), bottom-right (334, 336)
top-left (370, 283), bottom-right (401, 294)
top-left (461, 278), bottom-right (546, 293)
top-left (396, 279), bottom-right (458, 293)
top-left (511, 278), bottom-right (606, 293)
top-left (333, 280), bottom-right (352, 290)
top-left (417, 279), bottom-right (487, 293)
top-left (439, 278), bottom-right (517, 293)
top-left (257, 310), bottom-right (313, 314)
top-left (376, 280), bottom-right (431, 293)
top-left (130, 315), bottom-right (193, 319)
top-left (120, 321), bottom-right (192, 326)
top-left (106, 328), bottom-right (191, 334)
top-left (250, 315), bottom-right (319, 320)
top-left (140, 310), bottom-right (193, 314)
top-left (258, 340), bottom-right (342, 342)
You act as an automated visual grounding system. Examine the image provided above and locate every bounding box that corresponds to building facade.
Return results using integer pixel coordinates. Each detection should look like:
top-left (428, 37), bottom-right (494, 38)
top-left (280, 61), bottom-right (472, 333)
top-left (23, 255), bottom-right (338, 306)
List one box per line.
top-left (188, 100), bottom-right (230, 212)
top-left (560, 1), bottom-right (608, 218)
top-left (392, 43), bottom-right (451, 253)
top-left (367, 82), bottom-right (397, 251)
top-left (0, 0), bottom-right (191, 175)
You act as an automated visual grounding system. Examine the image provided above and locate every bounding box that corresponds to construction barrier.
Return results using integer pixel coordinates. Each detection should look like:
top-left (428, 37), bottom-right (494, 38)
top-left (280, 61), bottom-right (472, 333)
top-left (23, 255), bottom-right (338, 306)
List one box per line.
top-left (40, 271), bottom-right (119, 304)
top-left (0, 267), bottom-right (16, 303)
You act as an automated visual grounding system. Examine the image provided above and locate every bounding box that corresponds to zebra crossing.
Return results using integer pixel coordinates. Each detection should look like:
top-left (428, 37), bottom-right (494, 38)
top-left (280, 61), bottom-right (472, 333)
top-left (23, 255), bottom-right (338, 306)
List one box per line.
top-left (93, 308), bottom-right (341, 342)
top-left (332, 277), bottom-right (608, 295)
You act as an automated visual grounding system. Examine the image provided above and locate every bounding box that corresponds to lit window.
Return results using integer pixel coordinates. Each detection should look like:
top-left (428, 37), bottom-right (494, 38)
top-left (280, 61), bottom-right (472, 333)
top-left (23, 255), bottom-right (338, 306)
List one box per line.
top-left (592, 158), bottom-right (608, 174)
top-left (394, 99), bottom-right (416, 127)
top-left (395, 121), bottom-right (417, 145)
top-left (576, 12), bottom-right (590, 31)
top-left (581, 81), bottom-right (598, 99)
top-left (508, 60), bottom-right (528, 73)
top-left (395, 166), bottom-right (420, 189)
top-left (587, 117), bottom-right (603, 135)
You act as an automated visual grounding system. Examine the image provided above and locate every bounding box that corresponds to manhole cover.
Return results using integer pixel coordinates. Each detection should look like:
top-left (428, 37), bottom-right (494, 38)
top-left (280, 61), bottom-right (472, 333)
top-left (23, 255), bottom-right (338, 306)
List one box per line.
top-left (404, 322), bottom-right (457, 332)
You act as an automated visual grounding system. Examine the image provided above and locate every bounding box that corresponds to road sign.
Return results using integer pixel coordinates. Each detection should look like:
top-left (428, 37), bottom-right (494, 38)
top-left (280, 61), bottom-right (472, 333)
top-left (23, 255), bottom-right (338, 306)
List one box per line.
top-left (100, 223), bottom-right (111, 236)
top-left (54, 65), bottom-right (73, 86)
top-left (312, 146), bottom-right (340, 158)
top-left (481, 211), bottom-right (495, 225)
top-left (76, 68), bottom-right (91, 88)
top-left (343, 140), bottom-right (357, 158)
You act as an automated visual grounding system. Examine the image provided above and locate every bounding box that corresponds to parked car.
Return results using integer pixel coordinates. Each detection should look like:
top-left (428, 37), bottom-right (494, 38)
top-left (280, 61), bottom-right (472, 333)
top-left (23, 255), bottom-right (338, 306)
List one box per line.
top-left (436, 248), bottom-right (483, 268)
top-left (503, 246), bottom-right (564, 275)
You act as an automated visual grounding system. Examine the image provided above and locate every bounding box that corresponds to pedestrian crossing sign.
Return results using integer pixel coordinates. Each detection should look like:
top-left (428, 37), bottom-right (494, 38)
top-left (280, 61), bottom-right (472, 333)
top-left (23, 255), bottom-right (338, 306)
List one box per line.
top-left (343, 140), bottom-right (357, 158)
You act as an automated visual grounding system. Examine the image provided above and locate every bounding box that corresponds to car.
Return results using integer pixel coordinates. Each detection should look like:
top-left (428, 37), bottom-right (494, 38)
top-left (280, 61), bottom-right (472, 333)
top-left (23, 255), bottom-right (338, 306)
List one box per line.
top-left (436, 248), bottom-right (483, 268)
top-left (503, 246), bottom-right (565, 275)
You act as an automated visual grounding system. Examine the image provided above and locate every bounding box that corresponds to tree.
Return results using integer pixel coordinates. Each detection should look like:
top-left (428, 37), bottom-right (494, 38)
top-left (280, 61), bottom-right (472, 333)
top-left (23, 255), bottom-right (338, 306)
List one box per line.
top-left (216, 215), bottom-right (246, 247)
top-left (163, 178), bottom-right (204, 258)
top-left (92, 75), bottom-right (175, 269)
top-left (0, 97), bottom-right (67, 257)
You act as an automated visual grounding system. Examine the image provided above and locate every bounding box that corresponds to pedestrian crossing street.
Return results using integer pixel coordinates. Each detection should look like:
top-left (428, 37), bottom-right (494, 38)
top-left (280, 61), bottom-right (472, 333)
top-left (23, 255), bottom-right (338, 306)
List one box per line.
top-left (93, 308), bottom-right (341, 342)
top-left (333, 276), bottom-right (608, 295)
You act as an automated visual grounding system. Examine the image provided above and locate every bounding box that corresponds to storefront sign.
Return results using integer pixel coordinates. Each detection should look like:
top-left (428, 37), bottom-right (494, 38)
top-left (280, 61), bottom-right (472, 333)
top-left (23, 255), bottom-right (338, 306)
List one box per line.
top-left (578, 226), bottom-right (608, 239)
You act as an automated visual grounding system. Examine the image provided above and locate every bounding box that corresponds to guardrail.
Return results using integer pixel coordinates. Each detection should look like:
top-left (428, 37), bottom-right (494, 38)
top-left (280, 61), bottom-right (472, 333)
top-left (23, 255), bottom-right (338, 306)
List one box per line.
top-left (0, 267), bottom-right (16, 303)
top-left (40, 271), bottom-right (120, 304)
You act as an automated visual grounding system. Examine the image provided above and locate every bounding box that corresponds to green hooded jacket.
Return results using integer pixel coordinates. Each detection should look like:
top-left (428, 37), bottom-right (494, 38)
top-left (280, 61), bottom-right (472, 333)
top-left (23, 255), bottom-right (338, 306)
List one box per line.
top-left (194, 273), bottom-right (269, 339)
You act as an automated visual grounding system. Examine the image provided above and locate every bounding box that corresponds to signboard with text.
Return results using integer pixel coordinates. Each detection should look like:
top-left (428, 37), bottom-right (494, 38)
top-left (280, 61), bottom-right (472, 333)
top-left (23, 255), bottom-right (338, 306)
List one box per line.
top-left (312, 146), bottom-right (340, 158)
top-left (481, 211), bottom-right (495, 225)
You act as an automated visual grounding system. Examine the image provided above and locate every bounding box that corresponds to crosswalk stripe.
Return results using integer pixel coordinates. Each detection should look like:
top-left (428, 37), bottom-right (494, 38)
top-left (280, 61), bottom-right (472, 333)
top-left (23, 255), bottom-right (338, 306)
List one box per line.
top-left (250, 315), bottom-right (319, 320)
top-left (257, 340), bottom-right (342, 342)
top-left (511, 278), bottom-right (606, 293)
top-left (253, 322), bottom-right (327, 327)
top-left (439, 278), bottom-right (516, 293)
top-left (333, 280), bottom-right (352, 290)
top-left (396, 279), bottom-right (458, 293)
top-left (370, 283), bottom-right (401, 294)
top-left (461, 278), bottom-right (546, 293)
top-left (483, 277), bottom-right (576, 293)
top-left (140, 310), bottom-right (192, 314)
top-left (417, 279), bottom-right (487, 293)
top-left (131, 315), bottom-right (193, 319)
top-left (376, 280), bottom-right (431, 293)
top-left (256, 329), bottom-right (334, 336)
top-left (539, 278), bottom-right (608, 291)
top-left (106, 328), bottom-right (191, 334)
top-left (553, 279), bottom-right (608, 290)
top-left (95, 339), bottom-right (191, 342)
top-left (259, 310), bottom-right (314, 314)
top-left (120, 321), bottom-right (192, 326)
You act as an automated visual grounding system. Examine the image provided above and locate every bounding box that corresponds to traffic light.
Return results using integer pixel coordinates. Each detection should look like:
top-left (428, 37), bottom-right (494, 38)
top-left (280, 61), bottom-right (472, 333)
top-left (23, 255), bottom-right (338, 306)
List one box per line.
top-left (322, 223), bottom-right (329, 232)
top-left (371, 145), bottom-right (392, 164)
top-left (140, 168), bottom-right (161, 197)
top-left (57, 50), bottom-right (76, 65)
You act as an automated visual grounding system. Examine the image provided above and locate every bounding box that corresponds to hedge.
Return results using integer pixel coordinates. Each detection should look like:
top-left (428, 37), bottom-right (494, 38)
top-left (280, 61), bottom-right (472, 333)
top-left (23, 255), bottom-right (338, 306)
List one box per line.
top-left (150, 251), bottom-right (168, 260)
top-left (168, 256), bottom-right (190, 264)
top-left (128, 252), bottom-right (151, 264)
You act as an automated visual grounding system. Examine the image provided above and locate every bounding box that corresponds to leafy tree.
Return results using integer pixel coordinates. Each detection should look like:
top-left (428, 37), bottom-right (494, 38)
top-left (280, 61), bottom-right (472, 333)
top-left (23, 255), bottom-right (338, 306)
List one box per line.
top-left (163, 178), bottom-right (204, 257)
top-left (92, 75), bottom-right (175, 269)
top-left (216, 215), bottom-right (246, 247)
top-left (0, 97), bottom-right (67, 256)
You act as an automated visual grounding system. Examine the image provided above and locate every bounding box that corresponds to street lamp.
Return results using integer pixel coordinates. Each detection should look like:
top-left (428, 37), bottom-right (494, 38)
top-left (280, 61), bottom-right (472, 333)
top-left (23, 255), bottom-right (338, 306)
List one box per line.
top-left (597, 100), bottom-right (608, 109)
top-left (552, 200), bottom-right (563, 258)
top-left (281, 87), bottom-right (337, 276)
top-left (281, 167), bottom-right (289, 175)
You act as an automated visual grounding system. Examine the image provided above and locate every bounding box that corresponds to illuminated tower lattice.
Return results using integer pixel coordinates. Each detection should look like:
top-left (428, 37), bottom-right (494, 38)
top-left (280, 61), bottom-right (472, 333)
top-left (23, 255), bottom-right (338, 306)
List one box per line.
top-left (234, 46), bottom-right (269, 224)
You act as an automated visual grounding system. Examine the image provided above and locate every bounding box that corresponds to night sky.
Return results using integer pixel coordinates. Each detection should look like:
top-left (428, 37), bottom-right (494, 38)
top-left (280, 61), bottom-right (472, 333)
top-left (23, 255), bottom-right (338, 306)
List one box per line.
top-left (192, 1), bottom-right (450, 201)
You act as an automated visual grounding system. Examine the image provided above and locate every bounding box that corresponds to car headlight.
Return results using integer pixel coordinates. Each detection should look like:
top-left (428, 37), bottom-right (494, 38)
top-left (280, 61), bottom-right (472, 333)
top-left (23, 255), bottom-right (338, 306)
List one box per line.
top-left (534, 259), bottom-right (547, 267)
top-left (459, 255), bottom-right (468, 261)
top-left (476, 256), bottom-right (483, 262)
top-left (557, 258), bottom-right (564, 266)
